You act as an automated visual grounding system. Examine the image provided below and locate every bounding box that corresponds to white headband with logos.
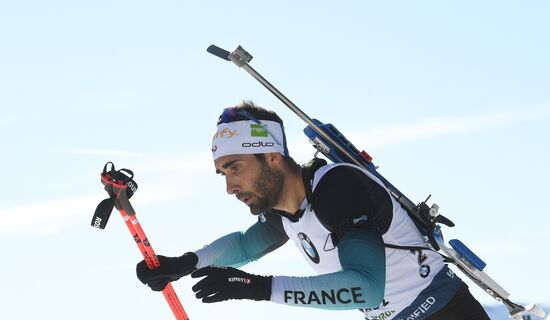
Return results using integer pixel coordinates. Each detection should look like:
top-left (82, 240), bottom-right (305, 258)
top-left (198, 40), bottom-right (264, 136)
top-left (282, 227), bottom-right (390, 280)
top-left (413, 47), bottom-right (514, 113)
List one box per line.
top-left (211, 120), bottom-right (288, 160)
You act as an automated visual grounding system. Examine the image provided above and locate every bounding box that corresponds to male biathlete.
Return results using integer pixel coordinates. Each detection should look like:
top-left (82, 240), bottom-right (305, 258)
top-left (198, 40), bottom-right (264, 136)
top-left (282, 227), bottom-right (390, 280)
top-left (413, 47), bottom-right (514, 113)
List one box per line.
top-left (137, 101), bottom-right (490, 320)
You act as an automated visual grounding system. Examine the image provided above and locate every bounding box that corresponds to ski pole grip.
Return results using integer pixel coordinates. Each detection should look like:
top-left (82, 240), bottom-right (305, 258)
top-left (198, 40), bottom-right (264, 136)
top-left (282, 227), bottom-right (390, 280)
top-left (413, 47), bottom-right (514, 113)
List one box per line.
top-left (115, 188), bottom-right (136, 216)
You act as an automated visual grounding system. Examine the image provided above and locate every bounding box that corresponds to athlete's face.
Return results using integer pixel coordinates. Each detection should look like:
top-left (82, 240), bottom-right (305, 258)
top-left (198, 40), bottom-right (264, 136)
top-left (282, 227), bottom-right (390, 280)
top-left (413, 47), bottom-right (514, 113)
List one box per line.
top-left (214, 154), bottom-right (284, 215)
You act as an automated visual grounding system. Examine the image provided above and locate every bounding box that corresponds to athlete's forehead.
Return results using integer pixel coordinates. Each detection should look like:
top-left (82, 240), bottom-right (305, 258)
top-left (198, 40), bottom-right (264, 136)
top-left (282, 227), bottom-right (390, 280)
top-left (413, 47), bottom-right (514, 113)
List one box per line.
top-left (214, 154), bottom-right (256, 174)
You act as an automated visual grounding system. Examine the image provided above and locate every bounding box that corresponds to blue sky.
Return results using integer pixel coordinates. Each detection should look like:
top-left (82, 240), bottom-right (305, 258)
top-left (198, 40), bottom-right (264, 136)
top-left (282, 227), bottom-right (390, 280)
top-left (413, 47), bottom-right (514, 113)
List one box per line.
top-left (1, 1), bottom-right (549, 319)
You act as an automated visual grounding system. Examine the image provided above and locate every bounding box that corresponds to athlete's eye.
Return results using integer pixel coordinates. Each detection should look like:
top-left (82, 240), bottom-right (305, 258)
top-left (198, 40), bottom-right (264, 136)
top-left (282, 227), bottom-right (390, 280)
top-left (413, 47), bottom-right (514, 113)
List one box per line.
top-left (230, 164), bottom-right (240, 173)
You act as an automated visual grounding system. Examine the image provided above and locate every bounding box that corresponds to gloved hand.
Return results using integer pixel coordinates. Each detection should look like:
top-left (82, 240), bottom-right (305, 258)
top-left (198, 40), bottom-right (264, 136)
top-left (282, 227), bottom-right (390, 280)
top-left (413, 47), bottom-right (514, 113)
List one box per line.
top-left (136, 252), bottom-right (198, 291)
top-left (191, 266), bottom-right (272, 303)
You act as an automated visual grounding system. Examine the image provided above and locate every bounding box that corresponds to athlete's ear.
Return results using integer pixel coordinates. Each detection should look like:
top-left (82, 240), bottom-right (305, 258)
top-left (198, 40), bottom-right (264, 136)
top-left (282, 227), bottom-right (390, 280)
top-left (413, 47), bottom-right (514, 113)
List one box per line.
top-left (266, 152), bottom-right (282, 165)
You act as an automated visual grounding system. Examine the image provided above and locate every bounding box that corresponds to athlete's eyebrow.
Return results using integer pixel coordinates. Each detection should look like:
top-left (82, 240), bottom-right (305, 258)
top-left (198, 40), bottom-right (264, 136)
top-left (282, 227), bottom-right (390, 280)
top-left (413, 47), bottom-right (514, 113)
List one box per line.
top-left (215, 159), bottom-right (239, 174)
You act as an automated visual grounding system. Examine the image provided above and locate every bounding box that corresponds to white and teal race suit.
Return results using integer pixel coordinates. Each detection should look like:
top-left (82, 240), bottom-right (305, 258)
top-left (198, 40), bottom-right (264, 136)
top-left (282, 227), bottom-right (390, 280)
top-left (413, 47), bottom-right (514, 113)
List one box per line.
top-left (194, 162), bottom-right (471, 320)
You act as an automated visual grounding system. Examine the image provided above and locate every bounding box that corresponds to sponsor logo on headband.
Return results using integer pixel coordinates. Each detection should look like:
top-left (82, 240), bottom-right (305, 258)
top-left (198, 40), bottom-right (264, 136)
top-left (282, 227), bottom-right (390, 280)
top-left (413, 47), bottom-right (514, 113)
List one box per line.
top-left (242, 141), bottom-right (275, 148)
top-left (213, 128), bottom-right (237, 139)
top-left (250, 124), bottom-right (268, 137)
top-left (211, 145), bottom-right (217, 152)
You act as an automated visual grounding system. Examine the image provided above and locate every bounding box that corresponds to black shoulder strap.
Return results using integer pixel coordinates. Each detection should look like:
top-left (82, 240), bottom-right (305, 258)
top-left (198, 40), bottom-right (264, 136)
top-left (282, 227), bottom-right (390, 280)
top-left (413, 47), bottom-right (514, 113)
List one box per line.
top-left (385, 243), bottom-right (455, 263)
top-left (301, 158), bottom-right (328, 204)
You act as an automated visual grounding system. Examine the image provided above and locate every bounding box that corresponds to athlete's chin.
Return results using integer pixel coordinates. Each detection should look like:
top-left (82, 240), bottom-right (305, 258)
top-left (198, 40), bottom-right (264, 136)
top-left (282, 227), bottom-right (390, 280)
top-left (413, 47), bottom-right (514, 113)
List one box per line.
top-left (244, 196), bottom-right (274, 215)
top-left (248, 205), bottom-right (264, 215)
top-left (247, 203), bottom-right (269, 215)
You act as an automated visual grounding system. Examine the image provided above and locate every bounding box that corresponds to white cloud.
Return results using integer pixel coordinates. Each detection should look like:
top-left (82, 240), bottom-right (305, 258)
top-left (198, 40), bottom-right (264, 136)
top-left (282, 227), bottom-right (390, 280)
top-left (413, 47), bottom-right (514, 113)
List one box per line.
top-left (130, 151), bottom-right (214, 173)
top-left (0, 189), bottom-right (192, 235)
top-left (347, 106), bottom-right (550, 148)
top-left (43, 147), bottom-right (144, 157)
top-left (285, 106), bottom-right (550, 155)
top-left (0, 194), bottom-right (99, 234)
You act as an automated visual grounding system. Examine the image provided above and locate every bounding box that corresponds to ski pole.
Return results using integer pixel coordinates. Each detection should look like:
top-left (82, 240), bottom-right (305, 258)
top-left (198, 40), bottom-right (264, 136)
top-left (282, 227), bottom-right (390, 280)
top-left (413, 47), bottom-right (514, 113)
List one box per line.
top-left (92, 162), bottom-right (189, 320)
top-left (117, 207), bottom-right (189, 320)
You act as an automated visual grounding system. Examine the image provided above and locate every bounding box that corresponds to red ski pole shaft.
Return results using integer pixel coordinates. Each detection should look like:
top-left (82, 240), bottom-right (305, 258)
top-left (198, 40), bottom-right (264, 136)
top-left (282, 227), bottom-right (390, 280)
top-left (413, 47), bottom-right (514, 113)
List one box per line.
top-left (119, 208), bottom-right (189, 320)
top-left (129, 215), bottom-right (187, 319)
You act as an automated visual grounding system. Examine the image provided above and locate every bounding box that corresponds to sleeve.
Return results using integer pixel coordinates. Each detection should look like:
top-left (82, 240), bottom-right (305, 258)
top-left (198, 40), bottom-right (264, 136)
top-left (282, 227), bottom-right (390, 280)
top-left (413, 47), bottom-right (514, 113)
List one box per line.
top-left (269, 165), bottom-right (390, 310)
top-left (312, 165), bottom-right (393, 235)
top-left (194, 212), bottom-right (289, 268)
top-left (270, 226), bottom-right (386, 310)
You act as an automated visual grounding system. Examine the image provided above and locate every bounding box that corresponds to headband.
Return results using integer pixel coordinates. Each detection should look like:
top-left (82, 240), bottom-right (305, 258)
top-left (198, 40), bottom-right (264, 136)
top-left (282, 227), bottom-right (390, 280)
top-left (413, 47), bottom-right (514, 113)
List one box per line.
top-left (211, 120), bottom-right (288, 160)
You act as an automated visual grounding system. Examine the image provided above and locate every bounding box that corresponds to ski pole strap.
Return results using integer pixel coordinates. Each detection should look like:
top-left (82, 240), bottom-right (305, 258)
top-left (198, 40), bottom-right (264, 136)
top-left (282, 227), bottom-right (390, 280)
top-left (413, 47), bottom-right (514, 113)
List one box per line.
top-left (91, 197), bottom-right (116, 229)
top-left (384, 243), bottom-right (455, 264)
top-left (101, 162), bottom-right (138, 199)
top-left (92, 162), bottom-right (140, 229)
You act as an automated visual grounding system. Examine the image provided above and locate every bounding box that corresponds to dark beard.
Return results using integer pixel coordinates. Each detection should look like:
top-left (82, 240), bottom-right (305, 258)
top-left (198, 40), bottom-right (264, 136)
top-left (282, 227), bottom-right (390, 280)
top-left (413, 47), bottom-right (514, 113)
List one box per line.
top-left (246, 160), bottom-right (284, 215)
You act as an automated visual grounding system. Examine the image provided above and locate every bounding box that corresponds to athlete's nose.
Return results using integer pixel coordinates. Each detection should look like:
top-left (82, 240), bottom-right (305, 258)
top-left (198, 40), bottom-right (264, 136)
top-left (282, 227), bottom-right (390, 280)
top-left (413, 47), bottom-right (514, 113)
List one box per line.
top-left (226, 177), bottom-right (240, 195)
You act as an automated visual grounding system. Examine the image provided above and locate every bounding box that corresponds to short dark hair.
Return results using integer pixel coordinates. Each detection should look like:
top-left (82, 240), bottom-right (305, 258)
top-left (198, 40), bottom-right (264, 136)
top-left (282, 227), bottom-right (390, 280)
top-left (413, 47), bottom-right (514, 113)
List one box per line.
top-left (254, 153), bottom-right (299, 172)
top-left (218, 101), bottom-right (299, 171)
top-left (216, 100), bottom-right (284, 125)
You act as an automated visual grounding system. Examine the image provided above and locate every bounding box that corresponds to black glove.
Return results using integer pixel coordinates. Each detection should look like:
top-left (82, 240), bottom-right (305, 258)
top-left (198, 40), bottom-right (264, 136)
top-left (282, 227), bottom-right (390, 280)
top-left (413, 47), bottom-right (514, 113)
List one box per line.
top-left (191, 266), bottom-right (272, 303)
top-left (136, 252), bottom-right (198, 291)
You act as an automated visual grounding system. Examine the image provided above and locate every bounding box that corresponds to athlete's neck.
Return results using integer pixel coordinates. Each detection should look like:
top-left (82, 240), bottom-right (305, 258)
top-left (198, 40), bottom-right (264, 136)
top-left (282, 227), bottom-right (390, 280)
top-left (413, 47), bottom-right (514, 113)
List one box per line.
top-left (272, 167), bottom-right (305, 215)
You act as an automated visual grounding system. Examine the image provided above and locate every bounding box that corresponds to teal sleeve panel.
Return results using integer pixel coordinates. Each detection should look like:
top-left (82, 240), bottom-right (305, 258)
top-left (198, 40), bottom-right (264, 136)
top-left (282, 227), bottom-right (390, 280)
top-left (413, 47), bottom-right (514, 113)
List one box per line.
top-left (194, 215), bottom-right (289, 268)
top-left (271, 227), bottom-right (385, 310)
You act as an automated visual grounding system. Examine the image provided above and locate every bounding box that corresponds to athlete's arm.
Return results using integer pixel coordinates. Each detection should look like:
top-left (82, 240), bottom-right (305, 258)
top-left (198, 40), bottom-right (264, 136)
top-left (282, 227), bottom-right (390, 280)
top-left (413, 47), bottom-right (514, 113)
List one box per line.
top-left (269, 165), bottom-right (391, 310)
top-left (194, 212), bottom-right (289, 268)
top-left (271, 226), bottom-right (385, 310)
